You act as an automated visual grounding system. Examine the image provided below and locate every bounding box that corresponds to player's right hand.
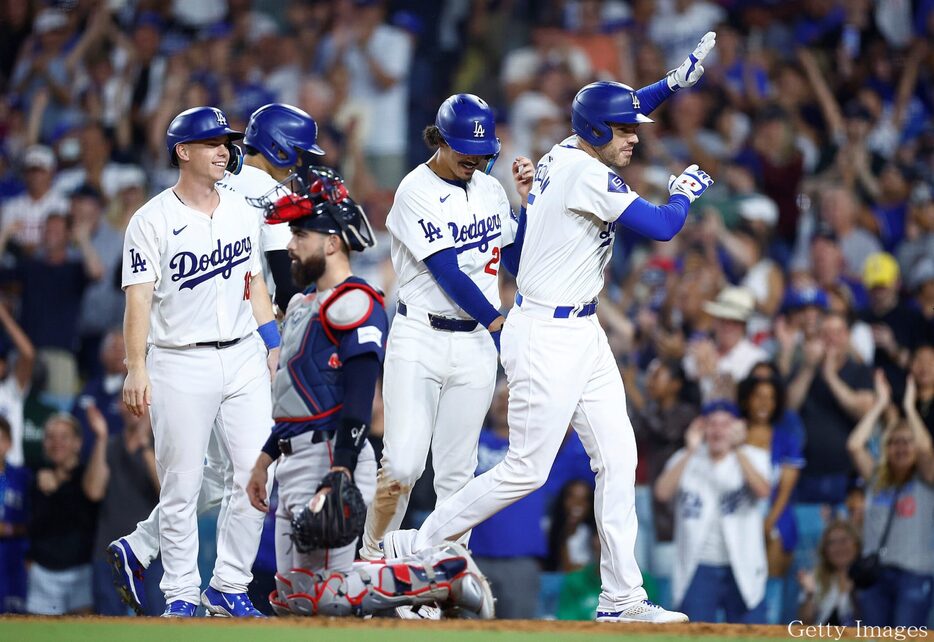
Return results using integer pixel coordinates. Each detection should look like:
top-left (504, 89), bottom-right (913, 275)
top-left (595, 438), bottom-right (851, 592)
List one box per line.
top-left (668, 164), bottom-right (713, 203)
top-left (247, 459), bottom-right (271, 513)
top-left (123, 368), bottom-right (151, 418)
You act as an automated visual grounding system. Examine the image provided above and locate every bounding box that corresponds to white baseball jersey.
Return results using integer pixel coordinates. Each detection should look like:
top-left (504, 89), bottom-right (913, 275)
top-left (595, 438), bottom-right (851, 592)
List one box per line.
top-left (518, 136), bottom-right (640, 305)
top-left (386, 164), bottom-right (516, 318)
top-left (122, 187), bottom-right (262, 347)
top-left (217, 164), bottom-right (293, 301)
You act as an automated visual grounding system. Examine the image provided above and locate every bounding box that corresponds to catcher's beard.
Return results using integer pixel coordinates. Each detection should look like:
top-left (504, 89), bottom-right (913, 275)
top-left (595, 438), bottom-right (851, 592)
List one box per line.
top-left (291, 252), bottom-right (327, 289)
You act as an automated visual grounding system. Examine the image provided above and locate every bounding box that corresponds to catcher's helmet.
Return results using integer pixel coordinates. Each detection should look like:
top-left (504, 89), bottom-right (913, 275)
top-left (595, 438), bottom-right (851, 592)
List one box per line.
top-left (166, 106), bottom-right (244, 172)
top-left (262, 167), bottom-right (375, 252)
top-left (435, 94), bottom-right (501, 162)
top-left (571, 81), bottom-right (653, 147)
top-left (243, 103), bottom-right (325, 169)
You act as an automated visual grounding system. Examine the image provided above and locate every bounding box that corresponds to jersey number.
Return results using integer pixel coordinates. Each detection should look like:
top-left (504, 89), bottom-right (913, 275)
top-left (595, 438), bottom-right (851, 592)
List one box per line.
top-left (129, 248), bottom-right (147, 273)
top-left (484, 247), bottom-right (501, 275)
top-left (243, 271), bottom-right (251, 300)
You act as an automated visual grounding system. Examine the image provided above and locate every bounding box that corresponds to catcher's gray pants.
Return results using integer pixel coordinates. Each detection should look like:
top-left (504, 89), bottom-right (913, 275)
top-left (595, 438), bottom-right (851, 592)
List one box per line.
top-left (275, 431), bottom-right (377, 574)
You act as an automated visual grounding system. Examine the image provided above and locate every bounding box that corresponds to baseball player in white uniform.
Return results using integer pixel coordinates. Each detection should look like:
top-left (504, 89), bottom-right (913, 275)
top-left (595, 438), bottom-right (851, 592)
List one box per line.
top-left (360, 94), bottom-right (533, 579)
top-left (108, 104), bottom-right (328, 615)
top-left (121, 106), bottom-right (280, 617)
top-left (381, 34), bottom-right (718, 623)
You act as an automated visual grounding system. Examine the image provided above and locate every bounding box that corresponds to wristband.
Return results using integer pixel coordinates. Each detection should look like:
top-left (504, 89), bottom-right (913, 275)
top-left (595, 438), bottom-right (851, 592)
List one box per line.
top-left (258, 320), bottom-right (281, 350)
top-left (261, 433), bottom-right (282, 460)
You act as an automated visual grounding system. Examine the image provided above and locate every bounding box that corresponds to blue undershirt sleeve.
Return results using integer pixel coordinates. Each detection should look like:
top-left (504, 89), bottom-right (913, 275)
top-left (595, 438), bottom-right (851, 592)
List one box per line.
top-left (500, 206), bottom-right (526, 276)
top-left (616, 194), bottom-right (691, 241)
top-left (635, 78), bottom-right (674, 115)
top-left (423, 248), bottom-right (501, 328)
top-left (333, 353), bottom-right (381, 472)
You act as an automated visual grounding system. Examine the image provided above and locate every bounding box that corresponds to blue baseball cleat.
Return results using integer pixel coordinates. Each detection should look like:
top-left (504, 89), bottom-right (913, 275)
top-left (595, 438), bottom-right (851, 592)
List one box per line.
top-left (162, 600), bottom-right (198, 617)
top-left (201, 587), bottom-right (266, 617)
top-left (106, 538), bottom-right (146, 615)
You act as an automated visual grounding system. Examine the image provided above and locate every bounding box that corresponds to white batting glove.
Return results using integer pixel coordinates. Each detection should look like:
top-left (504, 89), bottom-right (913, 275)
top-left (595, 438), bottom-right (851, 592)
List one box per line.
top-left (666, 31), bottom-right (716, 91)
top-left (668, 164), bottom-right (714, 203)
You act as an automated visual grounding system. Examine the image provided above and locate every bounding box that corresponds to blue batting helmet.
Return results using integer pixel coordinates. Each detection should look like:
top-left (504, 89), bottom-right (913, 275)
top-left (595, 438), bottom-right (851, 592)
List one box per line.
top-left (571, 81), bottom-right (653, 147)
top-left (435, 94), bottom-right (501, 158)
top-left (243, 103), bottom-right (325, 169)
top-left (166, 106), bottom-right (244, 171)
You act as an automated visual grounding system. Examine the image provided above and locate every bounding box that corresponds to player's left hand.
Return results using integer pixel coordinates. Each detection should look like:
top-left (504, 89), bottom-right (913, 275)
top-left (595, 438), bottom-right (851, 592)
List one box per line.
top-left (267, 347), bottom-right (280, 381)
top-left (668, 164), bottom-right (714, 203)
top-left (512, 156), bottom-right (534, 206)
top-left (667, 31), bottom-right (716, 91)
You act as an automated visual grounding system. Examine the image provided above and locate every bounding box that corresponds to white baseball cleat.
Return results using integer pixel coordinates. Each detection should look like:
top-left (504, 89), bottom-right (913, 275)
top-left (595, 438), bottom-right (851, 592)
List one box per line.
top-left (380, 528), bottom-right (417, 560)
top-left (395, 604), bottom-right (443, 620)
top-left (596, 600), bottom-right (689, 623)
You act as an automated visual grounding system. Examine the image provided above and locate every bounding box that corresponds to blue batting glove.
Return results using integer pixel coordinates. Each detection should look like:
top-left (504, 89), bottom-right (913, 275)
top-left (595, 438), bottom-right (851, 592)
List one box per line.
top-left (491, 330), bottom-right (501, 354)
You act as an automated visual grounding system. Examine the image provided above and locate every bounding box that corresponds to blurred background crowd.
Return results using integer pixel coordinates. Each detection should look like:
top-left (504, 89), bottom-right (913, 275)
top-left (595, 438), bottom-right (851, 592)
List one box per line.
top-left (0, 0), bottom-right (932, 626)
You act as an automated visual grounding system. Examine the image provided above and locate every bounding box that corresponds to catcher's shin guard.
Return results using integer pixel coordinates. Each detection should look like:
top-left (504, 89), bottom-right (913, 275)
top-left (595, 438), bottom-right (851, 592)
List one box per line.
top-left (272, 544), bottom-right (494, 618)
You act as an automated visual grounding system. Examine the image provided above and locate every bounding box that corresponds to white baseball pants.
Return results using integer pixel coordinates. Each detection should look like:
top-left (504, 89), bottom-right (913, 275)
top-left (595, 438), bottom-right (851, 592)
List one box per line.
top-left (124, 433), bottom-right (228, 568)
top-left (361, 309), bottom-right (497, 559)
top-left (412, 303), bottom-right (648, 611)
top-left (147, 336), bottom-right (272, 604)
top-left (274, 432), bottom-right (377, 573)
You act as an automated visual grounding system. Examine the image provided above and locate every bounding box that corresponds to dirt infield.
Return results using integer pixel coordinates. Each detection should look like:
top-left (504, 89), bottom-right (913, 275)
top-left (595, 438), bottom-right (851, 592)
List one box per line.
top-left (0, 614), bottom-right (808, 640)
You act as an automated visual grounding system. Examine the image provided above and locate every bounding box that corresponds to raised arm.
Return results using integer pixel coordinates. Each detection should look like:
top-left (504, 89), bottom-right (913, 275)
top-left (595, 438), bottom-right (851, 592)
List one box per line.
top-left (0, 300), bottom-right (34, 392)
top-left (635, 32), bottom-right (717, 115)
top-left (823, 348), bottom-right (875, 419)
top-left (797, 48), bottom-right (845, 140)
top-left (72, 216), bottom-right (105, 281)
top-left (903, 375), bottom-right (934, 483)
top-left (655, 419), bottom-right (703, 502)
top-left (82, 404), bottom-right (111, 502)
top-left (846, 369), bottom-right (890, 481)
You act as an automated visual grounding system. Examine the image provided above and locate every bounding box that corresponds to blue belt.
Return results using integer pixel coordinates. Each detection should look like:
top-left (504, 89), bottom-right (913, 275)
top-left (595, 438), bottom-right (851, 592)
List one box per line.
top-left (515, 292), bottom-right (598, 318)
top-left (397, 302), bottom-right (479, 332)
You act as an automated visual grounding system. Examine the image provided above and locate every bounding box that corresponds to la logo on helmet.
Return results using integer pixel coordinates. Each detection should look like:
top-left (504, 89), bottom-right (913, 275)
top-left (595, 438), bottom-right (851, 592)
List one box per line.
top-left (631, 93), bottom-right (641, 110)
top-left (214, 109), bottom-right (228, 127)
top-left (473, 121), bottom-right (485, 138)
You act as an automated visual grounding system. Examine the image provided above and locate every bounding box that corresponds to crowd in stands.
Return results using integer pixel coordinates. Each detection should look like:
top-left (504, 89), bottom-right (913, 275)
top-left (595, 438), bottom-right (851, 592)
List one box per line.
top-left (0, 0), bottom-right (932, 625)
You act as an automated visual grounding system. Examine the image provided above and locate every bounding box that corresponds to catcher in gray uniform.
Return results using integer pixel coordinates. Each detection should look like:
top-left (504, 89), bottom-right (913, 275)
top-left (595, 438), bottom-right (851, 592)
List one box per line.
top-left (245, 172), bottom-right (494, 617)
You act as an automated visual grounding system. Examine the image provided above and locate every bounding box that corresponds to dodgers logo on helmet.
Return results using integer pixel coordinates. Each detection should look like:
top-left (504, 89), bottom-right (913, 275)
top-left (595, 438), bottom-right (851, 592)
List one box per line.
top-left (435, 94), bottom-right (501, 157)
top-left (244, 103), bottom-right (325, 170)
top-left (571, 81), bottom-right (653, 147)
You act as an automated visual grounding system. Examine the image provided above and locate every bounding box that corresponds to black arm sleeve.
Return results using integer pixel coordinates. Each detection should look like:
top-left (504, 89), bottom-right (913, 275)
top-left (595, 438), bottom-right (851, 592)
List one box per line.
top-left (265, 249), bottom-right (301, 311)
top-left (333, 353), bottom-right (381, 472)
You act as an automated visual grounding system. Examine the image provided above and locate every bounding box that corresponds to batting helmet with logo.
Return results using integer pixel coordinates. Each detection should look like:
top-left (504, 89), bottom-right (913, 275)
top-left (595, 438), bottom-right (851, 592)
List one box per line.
top-left (571, 81), bottom-right (653, 147)
top-left (243, 103), bottom-right (325, 169)
top-left (166, 106), bottom-right (244, 172)
top-left (435, 94), bottom-right (501, 159)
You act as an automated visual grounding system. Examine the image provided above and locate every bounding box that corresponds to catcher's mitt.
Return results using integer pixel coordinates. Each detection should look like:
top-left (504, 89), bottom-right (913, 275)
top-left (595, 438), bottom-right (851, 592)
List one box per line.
top-left (290, 471), bottom-right (366, 552)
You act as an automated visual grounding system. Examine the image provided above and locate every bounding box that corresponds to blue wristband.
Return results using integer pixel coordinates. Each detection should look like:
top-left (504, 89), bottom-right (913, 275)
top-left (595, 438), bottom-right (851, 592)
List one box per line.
top-left (258, 320), bottom-right (281, 350)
